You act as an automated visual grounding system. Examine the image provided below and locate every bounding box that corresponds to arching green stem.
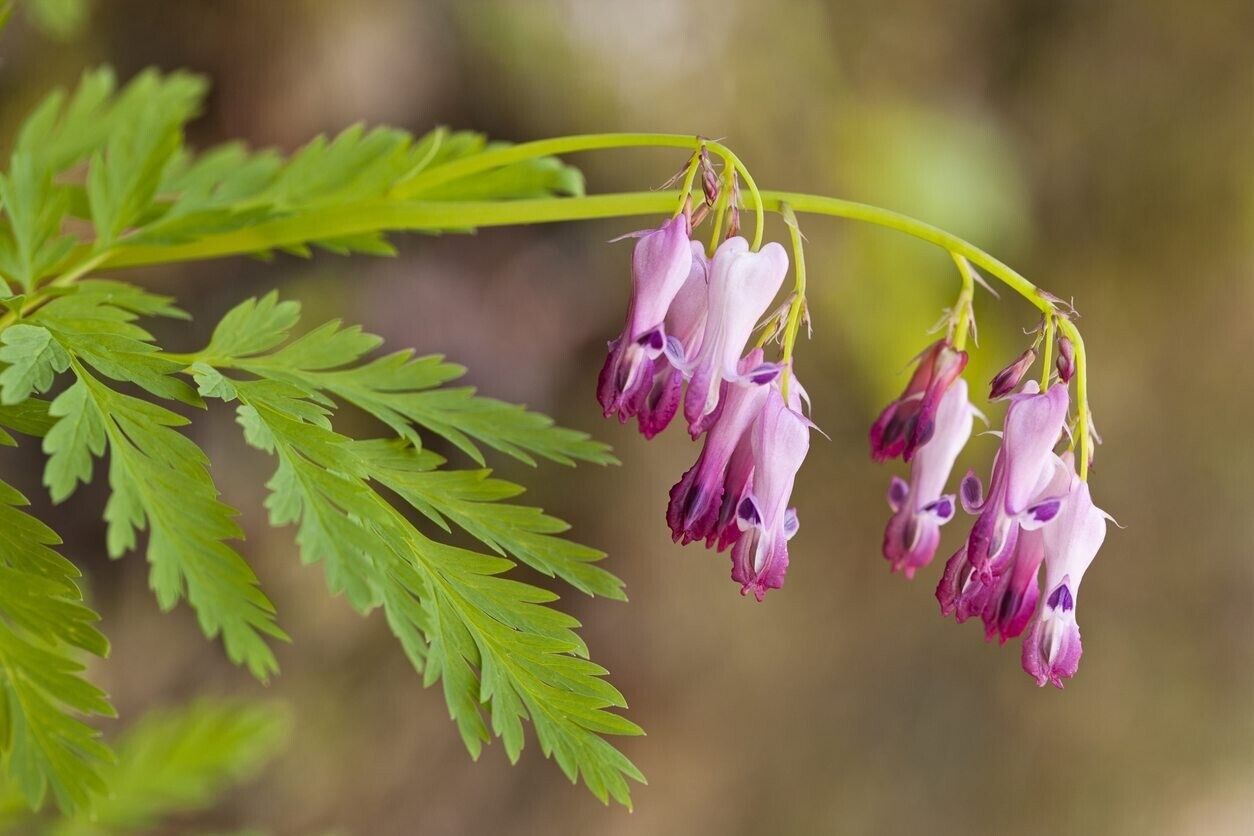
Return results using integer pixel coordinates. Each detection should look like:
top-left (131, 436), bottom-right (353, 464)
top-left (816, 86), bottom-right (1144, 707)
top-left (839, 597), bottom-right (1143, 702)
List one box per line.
top-left (392, 132), bottom-right (765, 250)
top-left (27, 166), bottom-right (1091, 478)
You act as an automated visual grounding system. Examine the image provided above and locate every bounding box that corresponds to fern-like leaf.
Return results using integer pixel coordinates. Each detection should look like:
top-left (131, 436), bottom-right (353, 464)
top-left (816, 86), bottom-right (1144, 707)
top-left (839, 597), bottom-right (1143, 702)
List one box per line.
top-left (187, 299), bottom-right (642, 805)
top-left (0, 480), bottom-right (113, 814)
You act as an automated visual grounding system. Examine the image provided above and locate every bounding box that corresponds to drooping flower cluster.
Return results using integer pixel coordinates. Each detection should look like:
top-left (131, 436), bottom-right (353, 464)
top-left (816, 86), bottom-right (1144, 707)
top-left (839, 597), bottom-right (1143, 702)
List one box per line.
top-left (594, 196), bottom-right (1109, 687)
top-left (598, 216), bottom-right (811, 599)
top-left (871, 333), bottom-right (1110, 688)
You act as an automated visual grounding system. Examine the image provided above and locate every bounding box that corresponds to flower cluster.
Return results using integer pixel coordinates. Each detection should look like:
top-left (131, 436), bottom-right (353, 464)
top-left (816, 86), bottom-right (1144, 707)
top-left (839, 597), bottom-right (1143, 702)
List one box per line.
top-left (598, 215), bottom-right (811, 599)
top-left (593, 166), bottom-right (1108, 688)
top-left (871, 331), bottom-right (1109, 687)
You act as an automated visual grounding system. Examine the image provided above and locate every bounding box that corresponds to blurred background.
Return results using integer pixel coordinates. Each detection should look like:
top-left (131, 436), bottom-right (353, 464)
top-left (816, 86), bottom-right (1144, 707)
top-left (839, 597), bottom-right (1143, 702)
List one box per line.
top-left (2, 0), bottom-right (1252, 833)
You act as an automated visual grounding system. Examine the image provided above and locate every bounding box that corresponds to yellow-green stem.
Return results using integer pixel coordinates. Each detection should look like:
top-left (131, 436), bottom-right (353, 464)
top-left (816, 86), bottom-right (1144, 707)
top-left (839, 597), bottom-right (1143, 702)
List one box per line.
top-left (673, 145), bottom-right (705, 218)
top-left (707, 168), bottom-right (732, 256)
top-left (392, 132), bottom-right (765, 250)
top-left (778, 203), bottom-right (807, 402)
top-left (19, 153), bottom-right (1090, 478)
top-left (1055, 318), bottom-right (1090, 479)
top-left (949, 253), bottom-right (976, 351)
top-left (1039, 314), bottom-right (1056, 390)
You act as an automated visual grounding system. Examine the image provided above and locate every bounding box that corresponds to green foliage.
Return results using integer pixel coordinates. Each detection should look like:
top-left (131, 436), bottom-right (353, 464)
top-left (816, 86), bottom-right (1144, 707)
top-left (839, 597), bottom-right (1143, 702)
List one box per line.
top-left (0, 326), bottom-right (68, 405)
top-left (0, 480), bottom-right (112, 815)
top-left (0, 154), bottom-right (73, 292)
top-left (0, 398), bottom-right (54, 445)
top-left (60, 368), bottom-right (286, 680)
top-left (0, 66), bottom-right (584, 288)
top-left (0, 698), bottom-right (290, 835)
top-left (55, 699), bottom-right (289, 835)
top-left (357, 441), bottom-right (623, 598)
top-left (22, 0), bottom-right (91, 41)
top-left (0, 64), bottom-right (637, 817)
top-left (190, 297), bottom-right (639, 803)
top-left (197, 292), bottom-right (615, 468)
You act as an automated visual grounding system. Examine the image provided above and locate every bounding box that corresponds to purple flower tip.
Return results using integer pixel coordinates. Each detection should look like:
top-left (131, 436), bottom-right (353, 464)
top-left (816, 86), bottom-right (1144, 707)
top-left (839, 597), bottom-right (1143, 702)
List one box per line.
top-left (988, 347), bottom-right (1037, 400)
top-left (1046, 580), bottom-right (1074, 612)
top-left (869, 340), bottom-right (968, 463)
top-left (1056, 336), bottom-right (1076, 383)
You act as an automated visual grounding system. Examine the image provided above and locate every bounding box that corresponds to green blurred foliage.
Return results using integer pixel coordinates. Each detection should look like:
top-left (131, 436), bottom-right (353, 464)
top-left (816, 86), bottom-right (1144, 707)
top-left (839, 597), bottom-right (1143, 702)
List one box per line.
top-left (24, 0), bottom-right (90, 41)
top-left (0, 699), bottom-right (290, 835)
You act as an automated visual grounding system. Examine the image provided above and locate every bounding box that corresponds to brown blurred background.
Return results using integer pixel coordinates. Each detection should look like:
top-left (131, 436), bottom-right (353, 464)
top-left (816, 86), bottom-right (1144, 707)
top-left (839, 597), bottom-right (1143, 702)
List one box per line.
top-left (2, 0), bottom-right (1252, 833)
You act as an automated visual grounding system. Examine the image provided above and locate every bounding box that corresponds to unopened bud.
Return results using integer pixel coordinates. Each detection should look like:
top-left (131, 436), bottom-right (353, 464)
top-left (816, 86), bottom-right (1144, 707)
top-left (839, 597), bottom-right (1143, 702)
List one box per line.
top-left (700, 149), bottom-right (719, 205)
top-left (988, 348), bottom-right (1036, 400)
top-left (1055, 336), bottom-right (1075, 383)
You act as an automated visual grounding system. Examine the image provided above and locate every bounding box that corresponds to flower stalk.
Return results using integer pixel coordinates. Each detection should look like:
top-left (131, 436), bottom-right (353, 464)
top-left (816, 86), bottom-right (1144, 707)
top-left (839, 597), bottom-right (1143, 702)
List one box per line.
top-left (778, 203), bottom-right (807, 402)
top-left (1040, 313), bottom-right (1056, 390)
top-left (9, 131), bottom-right (1093, 482)
top-left (948, 253), bottom-right (976, 352)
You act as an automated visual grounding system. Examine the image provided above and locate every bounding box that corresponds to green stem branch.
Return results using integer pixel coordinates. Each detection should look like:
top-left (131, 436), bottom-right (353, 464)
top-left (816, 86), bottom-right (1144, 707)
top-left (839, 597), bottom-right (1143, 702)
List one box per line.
top-left (392, 132), bottom-right (765, 249)
top-left (38, 172), bottom-right (1090, 477)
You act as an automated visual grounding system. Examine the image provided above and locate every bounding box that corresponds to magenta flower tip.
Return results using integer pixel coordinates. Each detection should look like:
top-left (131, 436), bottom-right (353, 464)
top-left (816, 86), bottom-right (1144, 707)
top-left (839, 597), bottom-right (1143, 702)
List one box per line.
top-left (1056, 336), bottom-right (1076, 383)
top-left (869, 340), bottom-right (968, 463)
top-left (988, 347), bottom-right (1037, 400)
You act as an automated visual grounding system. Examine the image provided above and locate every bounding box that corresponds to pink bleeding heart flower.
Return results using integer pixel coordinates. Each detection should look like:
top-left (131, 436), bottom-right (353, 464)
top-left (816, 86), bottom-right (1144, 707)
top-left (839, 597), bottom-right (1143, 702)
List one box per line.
top-left (882, 377), bottom-right (976, 578)
top-left (942, 379), bottom-right (1070, 594)
top-left (936, 460), bottom-right (1064, 630)
top-left (666, 349), bottom-right (775, 545)
top-left (707, 369), bottom-right (808, 553)
top-left (979, 453), bottom-right (1074, 643)
top-left (637, 241), bottom-right (709, 439)
top-left (679, 236), bottom-right (788, 438)
top-left (597, 215), bottom-right (694, 424)
top-left (729, 385), bottom-right (810, 600)
top-left (1022, 459), bottom-right (1108, 688)
top-left (869, 340), bottom-right (968, 463)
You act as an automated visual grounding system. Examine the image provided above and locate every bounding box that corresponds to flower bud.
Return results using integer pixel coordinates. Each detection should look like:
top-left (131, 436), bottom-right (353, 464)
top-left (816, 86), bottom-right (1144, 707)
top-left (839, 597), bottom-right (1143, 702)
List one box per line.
top-left (701, 156), bottom-right (720, 205)
top-left (1056, 336), bottom-right (1075, 383)
top-left (988, 348), bottom-right (1036, 400)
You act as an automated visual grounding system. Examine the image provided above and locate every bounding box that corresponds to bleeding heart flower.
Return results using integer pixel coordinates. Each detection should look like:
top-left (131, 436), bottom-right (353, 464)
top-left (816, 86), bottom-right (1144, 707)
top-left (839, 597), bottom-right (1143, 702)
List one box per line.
top-left (666, 349), bottom-right (774, 545)
top-left (678, 236), bottom-right (788, 438)
top-left (597, 215), bottom-right (694, 423)
top-left (882, 378), bottom-right (975, 578)
top-left (637, 242), bottom-right (709, 439)
top-left (729, 385), bottom-right (810, 600)
top-left (1022, 459), bottom-right (1108, 688)
top-left (947, 380), bottom-right (1070, 585)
